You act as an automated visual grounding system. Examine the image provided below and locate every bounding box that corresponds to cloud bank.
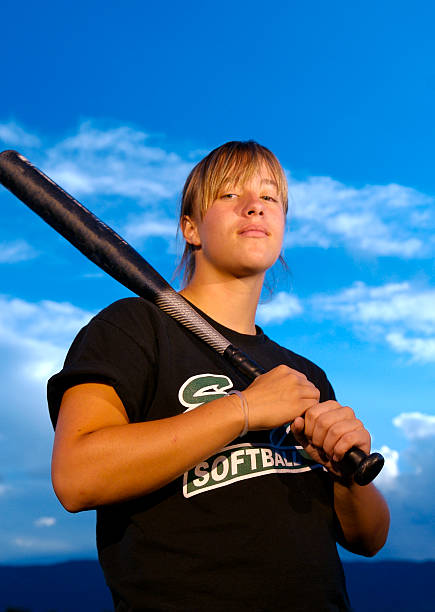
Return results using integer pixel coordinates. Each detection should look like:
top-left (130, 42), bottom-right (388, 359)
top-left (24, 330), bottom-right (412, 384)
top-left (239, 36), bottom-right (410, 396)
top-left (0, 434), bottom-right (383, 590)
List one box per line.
top-left (257, 291), bottom-right (303, 324)
top-left (0, 240), bottom-right (37, 263)
top-left (254, 280), bottom-right (435, 363)
top-left (1, 119), bottom-right (434, 258)
top-left (287, 174), bottom-right (434, 258)
top-left (312, 281), bottom-right (435, 363)
top-left (0, 296), bottom-right (94, 383)
top-left (372, 412), bottom-right (435, 560)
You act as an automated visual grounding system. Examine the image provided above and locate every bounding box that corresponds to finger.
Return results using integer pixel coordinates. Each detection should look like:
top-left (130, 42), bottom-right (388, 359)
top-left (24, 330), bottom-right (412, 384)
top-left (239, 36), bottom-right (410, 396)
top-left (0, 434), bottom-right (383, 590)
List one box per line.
top-left (295, 379), bottom-right (321, 402)
top-left (309, 405), bottom-right (356, 448)
top-left (285, 366), bottom-right (308, 381)
top-left (290, 417), bottom-right (307, 445)
top-left (320, 418), bottom-right (365, 456)
top-left (271, 365), bottom-right (307, 381)
top-left (303, 401), bottom-right (343, 439)
top-left (330, 429), bottom-right (371, 462)
top-left (291, 416), bottom-right (305, 434)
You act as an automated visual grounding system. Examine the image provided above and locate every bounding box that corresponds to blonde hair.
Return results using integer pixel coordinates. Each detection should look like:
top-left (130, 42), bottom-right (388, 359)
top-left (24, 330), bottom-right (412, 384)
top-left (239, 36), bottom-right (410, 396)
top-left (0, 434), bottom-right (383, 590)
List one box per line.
top-left (178, 141), bottom-right (288, 284)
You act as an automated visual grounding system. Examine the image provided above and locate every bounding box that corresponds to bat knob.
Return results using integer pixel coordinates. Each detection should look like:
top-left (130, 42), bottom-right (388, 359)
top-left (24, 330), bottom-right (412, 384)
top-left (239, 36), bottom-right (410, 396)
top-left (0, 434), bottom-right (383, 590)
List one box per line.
top-left (340, 447), bottom-right (385, 486)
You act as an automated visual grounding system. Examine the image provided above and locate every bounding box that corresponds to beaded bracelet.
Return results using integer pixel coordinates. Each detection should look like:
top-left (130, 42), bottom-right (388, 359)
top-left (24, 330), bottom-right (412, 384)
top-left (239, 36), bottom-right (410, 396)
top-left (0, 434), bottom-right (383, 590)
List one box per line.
top-left (228, 389), bottom-right (249, 437)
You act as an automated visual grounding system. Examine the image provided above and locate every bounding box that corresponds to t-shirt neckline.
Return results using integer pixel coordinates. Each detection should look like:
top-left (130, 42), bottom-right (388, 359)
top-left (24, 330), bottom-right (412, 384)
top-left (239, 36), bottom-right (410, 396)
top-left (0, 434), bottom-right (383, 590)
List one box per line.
top-left (180, 296), bottom-right (267, 350)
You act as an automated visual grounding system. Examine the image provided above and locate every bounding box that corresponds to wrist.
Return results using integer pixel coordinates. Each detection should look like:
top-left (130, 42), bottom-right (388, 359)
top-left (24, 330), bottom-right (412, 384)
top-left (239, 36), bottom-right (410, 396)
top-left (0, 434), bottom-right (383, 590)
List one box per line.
top-left (227, 390), bottom-right (249, 437)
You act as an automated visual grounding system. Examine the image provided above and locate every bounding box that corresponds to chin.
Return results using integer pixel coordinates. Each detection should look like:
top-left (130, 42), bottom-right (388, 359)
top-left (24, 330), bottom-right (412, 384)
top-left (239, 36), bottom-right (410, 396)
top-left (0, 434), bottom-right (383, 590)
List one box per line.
top-left (233, 259), bottom-right (277, 278)
top-left (236, 248), bottom-right (279, 272)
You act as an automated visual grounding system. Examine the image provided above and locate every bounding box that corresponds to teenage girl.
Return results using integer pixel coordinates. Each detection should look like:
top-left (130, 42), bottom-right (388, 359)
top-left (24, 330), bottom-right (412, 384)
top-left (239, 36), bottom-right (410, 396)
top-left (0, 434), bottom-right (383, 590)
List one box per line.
top-left (49, 141), bottom-right (389, 611)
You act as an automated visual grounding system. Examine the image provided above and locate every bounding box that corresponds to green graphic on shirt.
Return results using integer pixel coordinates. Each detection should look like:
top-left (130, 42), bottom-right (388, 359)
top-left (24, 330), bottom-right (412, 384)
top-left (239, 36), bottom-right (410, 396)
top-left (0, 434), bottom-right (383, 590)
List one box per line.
top-left (183, 443), bottom-right (324, 498)
top-left (178, 373), bottom-right (233, 411)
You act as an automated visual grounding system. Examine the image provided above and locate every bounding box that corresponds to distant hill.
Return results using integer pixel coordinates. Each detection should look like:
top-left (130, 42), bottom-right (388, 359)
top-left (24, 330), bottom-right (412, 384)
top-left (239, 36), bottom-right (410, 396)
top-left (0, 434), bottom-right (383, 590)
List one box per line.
top-left (0, 559), bottom-right (433, 611)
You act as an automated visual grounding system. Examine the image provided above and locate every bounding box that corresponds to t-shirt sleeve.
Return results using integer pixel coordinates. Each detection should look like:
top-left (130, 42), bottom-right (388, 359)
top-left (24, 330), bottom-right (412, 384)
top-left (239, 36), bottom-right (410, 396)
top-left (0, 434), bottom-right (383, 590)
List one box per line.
top-left (320, 373), bottom-right (336, 403)
top-left (297, 355), bottom-right (336, 404)
top-left (47, 300), bottom-right (158, 428)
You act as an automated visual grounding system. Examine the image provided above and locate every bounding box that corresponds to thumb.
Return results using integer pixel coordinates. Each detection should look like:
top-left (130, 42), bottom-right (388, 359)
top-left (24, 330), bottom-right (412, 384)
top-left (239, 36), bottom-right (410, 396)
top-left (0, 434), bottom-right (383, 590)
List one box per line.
top-left (291, 417), bottom-right (305, 442)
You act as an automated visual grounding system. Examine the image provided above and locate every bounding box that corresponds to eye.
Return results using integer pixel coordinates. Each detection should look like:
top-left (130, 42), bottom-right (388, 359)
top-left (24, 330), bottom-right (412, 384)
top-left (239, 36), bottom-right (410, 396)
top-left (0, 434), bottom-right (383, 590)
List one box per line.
top-left (220, 193), bottom-right (238, 200)
top-left (261, 195), bottom-right (278, 203)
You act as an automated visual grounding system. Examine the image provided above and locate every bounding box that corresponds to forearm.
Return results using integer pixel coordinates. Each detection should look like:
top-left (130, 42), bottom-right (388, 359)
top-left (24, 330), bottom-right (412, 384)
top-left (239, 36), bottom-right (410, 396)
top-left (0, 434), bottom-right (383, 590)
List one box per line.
top-left (52, 367), bottom-right (320, 512)
top-left (52, 394), bottom-right (243, 512)
top-left (333, 479), bottom-right (390, 556)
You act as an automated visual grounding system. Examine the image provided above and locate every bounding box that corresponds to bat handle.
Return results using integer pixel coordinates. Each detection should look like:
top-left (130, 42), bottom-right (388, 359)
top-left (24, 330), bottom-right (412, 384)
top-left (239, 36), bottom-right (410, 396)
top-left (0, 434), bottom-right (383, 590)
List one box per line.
top-left (224, 345), bottom-right (265, 378)
top-left (340, 447), bottom-right (384, 485)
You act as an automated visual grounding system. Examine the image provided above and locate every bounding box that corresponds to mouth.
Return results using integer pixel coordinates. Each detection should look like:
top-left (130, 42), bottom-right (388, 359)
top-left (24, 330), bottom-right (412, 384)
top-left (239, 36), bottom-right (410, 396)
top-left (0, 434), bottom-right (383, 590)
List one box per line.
top-left (238, 225), bottom-right (269, 238)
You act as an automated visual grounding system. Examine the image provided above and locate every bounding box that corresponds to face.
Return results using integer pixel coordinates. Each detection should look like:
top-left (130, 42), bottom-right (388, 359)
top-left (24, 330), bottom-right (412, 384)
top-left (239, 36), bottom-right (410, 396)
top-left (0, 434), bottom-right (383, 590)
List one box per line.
top-left (182, 166), bottom-right (286, 281)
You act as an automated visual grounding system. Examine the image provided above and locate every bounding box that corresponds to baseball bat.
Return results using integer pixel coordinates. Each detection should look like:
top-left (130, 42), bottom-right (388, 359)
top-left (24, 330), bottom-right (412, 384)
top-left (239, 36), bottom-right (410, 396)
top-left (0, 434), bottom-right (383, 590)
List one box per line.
top-left (0, 149), bottom-right (384, 485)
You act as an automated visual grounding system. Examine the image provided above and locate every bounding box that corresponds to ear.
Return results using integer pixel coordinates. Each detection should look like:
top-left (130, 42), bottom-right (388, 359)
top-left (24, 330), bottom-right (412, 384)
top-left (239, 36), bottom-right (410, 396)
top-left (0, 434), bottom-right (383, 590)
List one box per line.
top-left (181, 215), bottom-right (201, 247)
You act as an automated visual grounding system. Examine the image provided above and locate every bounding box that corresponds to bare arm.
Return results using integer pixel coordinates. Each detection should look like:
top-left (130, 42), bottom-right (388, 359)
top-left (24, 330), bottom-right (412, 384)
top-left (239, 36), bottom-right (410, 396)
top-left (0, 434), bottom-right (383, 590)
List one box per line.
top-left (52, 382), bottom-right (245, 511)
top-left (291, 402), bottom-right (390, 556)
top-left (52, 365), bottom-right (319, 512)
top-left (332, 479), bottom-right (390, 557)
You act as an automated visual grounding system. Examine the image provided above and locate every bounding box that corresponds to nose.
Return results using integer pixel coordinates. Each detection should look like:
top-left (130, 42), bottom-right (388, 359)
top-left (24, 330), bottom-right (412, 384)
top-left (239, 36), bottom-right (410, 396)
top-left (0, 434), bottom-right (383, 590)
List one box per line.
top-left (240, 193), bottom-right (264, 216)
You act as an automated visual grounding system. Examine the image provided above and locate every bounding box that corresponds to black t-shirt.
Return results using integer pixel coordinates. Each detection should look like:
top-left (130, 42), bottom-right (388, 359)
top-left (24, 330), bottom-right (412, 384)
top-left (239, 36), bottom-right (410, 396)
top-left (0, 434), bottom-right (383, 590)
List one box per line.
top-left (48, 298), bottom-right (351, 611)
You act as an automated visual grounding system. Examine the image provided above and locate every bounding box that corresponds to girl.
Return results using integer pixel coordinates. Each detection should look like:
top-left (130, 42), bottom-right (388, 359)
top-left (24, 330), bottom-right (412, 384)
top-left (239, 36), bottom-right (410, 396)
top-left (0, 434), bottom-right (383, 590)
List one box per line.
top-left (48, 141), bottom-right (389, 611)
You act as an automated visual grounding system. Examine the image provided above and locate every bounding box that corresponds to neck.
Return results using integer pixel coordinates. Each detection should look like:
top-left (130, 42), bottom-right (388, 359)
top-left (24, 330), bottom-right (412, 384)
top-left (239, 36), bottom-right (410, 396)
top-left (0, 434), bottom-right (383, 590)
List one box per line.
top-left (179, 273), bottom-right (264, 335)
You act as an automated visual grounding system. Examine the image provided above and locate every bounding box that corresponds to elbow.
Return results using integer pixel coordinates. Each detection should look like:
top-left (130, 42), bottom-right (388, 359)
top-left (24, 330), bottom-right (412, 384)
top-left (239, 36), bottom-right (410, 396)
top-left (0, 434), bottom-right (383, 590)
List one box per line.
top-left (51, 464), bottom-right (95, 514)
top-left (341, 536), bottom-right (387, 558)
top-left (366, 525), bottom-right (390, 557)
top-left (357, 540), bottom-right (386, 558)
top-left (341, 519), bottom-right (390, 558)
top-left (53, 482), bottom-right (94, 514)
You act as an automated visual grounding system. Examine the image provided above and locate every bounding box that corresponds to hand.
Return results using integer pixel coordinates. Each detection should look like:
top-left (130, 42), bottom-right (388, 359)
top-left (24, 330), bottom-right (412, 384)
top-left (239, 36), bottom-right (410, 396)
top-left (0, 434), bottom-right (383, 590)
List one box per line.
top-left (290, 401), bottom-right (371, 477)
top-left (243, 365), bottom-right (320, 431)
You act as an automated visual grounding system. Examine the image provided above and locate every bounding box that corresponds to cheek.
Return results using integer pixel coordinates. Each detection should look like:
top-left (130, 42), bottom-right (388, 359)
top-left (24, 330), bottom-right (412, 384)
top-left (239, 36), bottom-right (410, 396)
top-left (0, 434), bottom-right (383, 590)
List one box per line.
top-left (198, 209), bottom-right (232, 245)
top-left (200, 226), bottom-right (228, 256)
top-left (273, 212), bottom-right (286, 243)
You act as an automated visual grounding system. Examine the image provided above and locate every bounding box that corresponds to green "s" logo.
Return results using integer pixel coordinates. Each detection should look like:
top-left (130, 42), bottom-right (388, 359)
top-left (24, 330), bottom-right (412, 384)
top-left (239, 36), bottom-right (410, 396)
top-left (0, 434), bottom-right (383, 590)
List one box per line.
top-left (178, 374), bottom-right (233, 411)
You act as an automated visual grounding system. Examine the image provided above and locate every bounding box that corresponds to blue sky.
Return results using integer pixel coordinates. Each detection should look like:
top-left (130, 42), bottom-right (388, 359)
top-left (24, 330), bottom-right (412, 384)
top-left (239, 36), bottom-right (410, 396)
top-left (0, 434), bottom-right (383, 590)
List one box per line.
top-left (0, 0), bottom-right (434, 564)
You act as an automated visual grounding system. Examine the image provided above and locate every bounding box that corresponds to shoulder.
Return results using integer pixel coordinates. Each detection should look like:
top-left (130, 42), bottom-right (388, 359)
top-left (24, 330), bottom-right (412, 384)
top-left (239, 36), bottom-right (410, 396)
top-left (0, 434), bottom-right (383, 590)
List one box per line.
top-left (60, 297), bottom-right (168, 369)
top-left (48, 298), bottom-right (166, 427)
top-left (87, 297), bottom-right (169, 342)
top-left (95, 297), bottom-right (162, 325)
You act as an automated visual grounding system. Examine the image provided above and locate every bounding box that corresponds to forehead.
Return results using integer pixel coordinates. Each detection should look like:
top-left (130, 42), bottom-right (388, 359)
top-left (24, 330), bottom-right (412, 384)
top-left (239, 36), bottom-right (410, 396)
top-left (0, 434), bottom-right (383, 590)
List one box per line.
top-left (220, 165), bottom-right (279, 190)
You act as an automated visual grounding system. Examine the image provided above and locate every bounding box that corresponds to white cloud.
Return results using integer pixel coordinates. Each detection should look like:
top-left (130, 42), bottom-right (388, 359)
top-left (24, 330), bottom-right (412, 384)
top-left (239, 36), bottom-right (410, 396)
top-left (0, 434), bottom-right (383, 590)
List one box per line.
top-left (0, 295), bottom-right (93, 381)
top-left (13, 536), bottom-right (72, 552)
top-left (0, 483), bottom-right (11, 496)
top-left (0, 121), bottom-right (41, 148)
top-left (313, 281), bottom-right (435, 362)
top-left (34, 516), bottom-right (56, 528)
top-left (124, 216), bottom-right (177, 241)
top-left (43, 121), bottom-right (193, 206)
top-left (393, 412), bottom-right (435, 440)
top-left (363, 414), bottom-right (435, 560)
top-left (0, 121), bottom-right (194, 251)
top-left (314, 281), bottom-right (435, 333)
top-left (286, 174), bottom-right (434, 258)
top-left (373, 445), bottom-right (400, 491)
top-left (257, 291), bottom-right (303, 324)
top-left (386, 333), bottom-right (435, 363)
top-left (0, 240), bottom-right (37, 263)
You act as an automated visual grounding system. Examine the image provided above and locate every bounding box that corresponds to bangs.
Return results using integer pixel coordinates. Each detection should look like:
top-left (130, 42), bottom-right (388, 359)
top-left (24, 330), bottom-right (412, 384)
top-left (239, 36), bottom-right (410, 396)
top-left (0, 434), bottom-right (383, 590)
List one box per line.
top-left (198, 142), bottom-right (288, 217)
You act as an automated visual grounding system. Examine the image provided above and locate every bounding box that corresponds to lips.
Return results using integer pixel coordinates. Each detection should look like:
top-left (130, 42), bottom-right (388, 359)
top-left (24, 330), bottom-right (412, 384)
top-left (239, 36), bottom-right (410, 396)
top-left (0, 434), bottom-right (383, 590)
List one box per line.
top-left (238, 225), bottom-right (269, 237)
